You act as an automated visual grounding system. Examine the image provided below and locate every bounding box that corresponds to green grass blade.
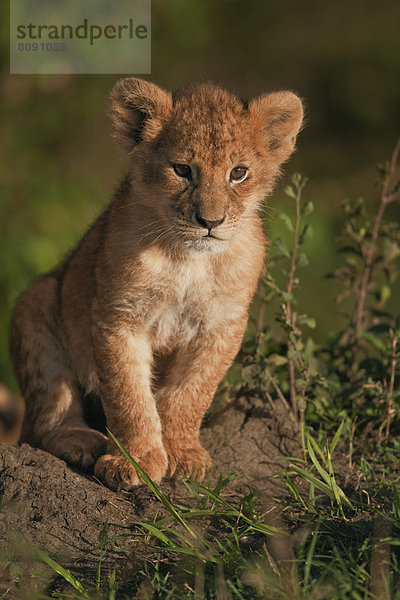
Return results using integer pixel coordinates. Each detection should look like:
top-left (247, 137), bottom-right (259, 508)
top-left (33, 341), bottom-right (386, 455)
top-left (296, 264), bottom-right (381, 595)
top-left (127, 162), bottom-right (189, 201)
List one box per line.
top-left (214, 473), bottom-right (224, 497)
top-left (109, 568), bottom-right (116, 600)
top-left (308, 432), bottom-right (327, 462)
top-left (377, 468), bottom-right (386, 496)
top-left (306, 434), bottom-right (331, 485)
top-left (289, 464), bottom-right (336, 498)
top-left (301, 421), bottom-right (307, 464)
top-left (330, 420), bottom-right (345, 455)
top-left (211, 473), bottom-right (240, 509)
top-left (304, 525), bottom-right (319, 589)
top-left (135, 520), bottom-right (212, 555)
top-left (290, 464), bottom-right (352, 510)
top-left (186, 480), bottom-right (238, 511)
top-left (151, 545), bottom-right (218, 562)
top-left (107, 429), bottom-right (197, 539)
top-left (326, 449), bottom-right (348, 515)
top-left (309, 481), bottom-right (315, 507)
top-left (182, 479), bottom-right (203, 502)
top-left (392, 483), bottom-right (400, 520)
top-left (153, 509), bottom-right (240, 528)
top-left (188, 481), bottom-right (285, 536)
top-left (35, 547), bottom-right (90, 598)
top-left (134, 521), bottom-right (176, 546)
top-left (285, 471), bottom-right (308, 509)
top-left (140, 521), bottom-right (213, 553)
top-left (215, 472), bottom-right (240, 493)
top-left (96, 519), bottom-right (108, 591)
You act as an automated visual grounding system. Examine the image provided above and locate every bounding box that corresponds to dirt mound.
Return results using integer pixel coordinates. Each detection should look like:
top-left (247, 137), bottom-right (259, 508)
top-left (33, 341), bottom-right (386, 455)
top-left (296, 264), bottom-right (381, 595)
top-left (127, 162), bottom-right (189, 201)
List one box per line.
top-left (0, 400), bottom-right (300, 598)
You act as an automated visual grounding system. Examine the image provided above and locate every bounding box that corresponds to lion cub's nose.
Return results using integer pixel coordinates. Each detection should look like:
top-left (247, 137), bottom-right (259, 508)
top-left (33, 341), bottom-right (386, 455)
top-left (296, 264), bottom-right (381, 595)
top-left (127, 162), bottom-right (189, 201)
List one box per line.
top-left (194, 213), bottom-right (225, 230)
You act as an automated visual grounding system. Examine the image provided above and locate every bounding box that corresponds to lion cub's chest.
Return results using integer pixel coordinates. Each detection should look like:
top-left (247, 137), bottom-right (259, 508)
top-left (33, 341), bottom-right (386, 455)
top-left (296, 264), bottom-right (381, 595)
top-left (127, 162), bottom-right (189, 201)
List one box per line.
top-left (147, 259), bottom-right (221, 351)
top-left (150, 299), bottom-right (203, 350)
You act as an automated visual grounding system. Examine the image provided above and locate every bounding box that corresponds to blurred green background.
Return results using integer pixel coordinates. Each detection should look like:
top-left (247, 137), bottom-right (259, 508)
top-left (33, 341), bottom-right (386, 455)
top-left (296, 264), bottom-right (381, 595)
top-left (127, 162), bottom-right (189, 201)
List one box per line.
top-left (1, 0), bottom-right (400, 390)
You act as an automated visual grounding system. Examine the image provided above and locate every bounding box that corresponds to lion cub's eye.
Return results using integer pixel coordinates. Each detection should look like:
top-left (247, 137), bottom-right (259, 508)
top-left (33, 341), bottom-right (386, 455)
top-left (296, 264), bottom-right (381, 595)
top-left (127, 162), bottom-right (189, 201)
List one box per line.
top-left (173, 164), bottom-right (192, 179)
top-left (230, 166), bottom-right (248, 182)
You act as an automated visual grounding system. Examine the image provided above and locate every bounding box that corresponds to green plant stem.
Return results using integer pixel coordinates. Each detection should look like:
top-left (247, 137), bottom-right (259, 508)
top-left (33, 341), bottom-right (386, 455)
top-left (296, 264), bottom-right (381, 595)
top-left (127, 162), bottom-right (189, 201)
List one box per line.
top-left (265, 367), bottom-right (291, 414)
top-left (353, 136), bottom-right (400, 342)
top-left (385, 330), bottom-right (398, 439)
top-left (353, 199), bottom-right (387, 338)
top-left (285, 181), bottom-right (302, 421)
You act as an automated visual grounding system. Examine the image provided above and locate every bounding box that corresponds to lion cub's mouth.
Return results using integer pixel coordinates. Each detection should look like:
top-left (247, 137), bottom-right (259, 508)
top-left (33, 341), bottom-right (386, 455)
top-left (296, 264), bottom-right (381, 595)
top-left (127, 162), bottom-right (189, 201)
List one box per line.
top-left (203, 232), bottom-right (222, 240)
top-left (181, 231), bottom-right (227, 253)
top-left (172, 219), bottom-right (229, 252)
top-left (175, 224), bottom-right (225, 242)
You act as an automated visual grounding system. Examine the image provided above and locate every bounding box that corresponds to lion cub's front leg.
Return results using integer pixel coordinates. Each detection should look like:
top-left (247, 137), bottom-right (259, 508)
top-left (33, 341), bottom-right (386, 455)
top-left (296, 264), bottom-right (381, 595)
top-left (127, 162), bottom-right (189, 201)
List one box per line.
top-left (159, 318), bottom-right (247, 481)
top-left (93, 328), bottom-right (167, 490)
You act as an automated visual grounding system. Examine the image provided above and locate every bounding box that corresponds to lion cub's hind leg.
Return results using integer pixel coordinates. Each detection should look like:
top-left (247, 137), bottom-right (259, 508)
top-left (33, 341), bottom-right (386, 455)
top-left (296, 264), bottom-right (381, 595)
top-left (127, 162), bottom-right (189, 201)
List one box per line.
top-left (11, 276), bottom-right (107, 470)
top-left (30, 380), bottom-right (108, 471)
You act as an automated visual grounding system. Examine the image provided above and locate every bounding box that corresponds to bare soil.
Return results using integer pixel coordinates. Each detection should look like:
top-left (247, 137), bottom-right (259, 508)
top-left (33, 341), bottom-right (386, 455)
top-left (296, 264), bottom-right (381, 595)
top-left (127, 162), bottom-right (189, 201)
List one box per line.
top-left (0, 398), bottom-right (301, 598)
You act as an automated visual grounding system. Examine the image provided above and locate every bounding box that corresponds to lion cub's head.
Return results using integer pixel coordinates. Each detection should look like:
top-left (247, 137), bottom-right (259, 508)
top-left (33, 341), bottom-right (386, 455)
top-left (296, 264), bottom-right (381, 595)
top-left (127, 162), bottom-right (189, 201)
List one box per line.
top-left (109, 78), bottom-right (303, 253)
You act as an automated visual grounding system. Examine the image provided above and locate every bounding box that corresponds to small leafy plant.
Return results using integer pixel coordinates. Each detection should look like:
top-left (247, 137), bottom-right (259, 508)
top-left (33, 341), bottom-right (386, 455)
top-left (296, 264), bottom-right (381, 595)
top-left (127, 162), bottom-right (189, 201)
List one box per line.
top-left (234, 137), bottom-right (400, 440)
top-left (228, 173), bottom-right (320, 428)
top-left (286, 421), bottom-right (354, 519)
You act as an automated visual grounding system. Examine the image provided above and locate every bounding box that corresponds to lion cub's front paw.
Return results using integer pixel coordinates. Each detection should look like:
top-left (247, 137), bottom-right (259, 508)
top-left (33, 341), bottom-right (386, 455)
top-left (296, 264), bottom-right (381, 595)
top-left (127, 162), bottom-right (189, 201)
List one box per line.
top-left (166, 444), bottom-right (212, 481)
top-left (94, 446), bottom-right (168, 491)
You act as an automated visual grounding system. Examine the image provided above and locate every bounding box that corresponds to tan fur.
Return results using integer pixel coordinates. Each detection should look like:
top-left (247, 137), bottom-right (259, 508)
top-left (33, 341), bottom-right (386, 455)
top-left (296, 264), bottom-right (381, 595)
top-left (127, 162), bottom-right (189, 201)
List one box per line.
top-left (10, 79), bottom-right (303, 490)
top-left (0, 384), bottom-right (24, 445)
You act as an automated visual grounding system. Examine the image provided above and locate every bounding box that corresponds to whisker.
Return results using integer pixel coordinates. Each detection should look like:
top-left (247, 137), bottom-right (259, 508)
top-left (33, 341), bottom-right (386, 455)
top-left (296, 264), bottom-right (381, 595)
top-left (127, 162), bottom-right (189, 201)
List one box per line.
top-left (136, 225), bottom-right (170, 245)
top-left (136, 225), bottom-right (177, 247)
top-left (261, 214), bottom-right (277, 225)
top-left (135, 219), bottom-right (169, 231)
top-left (152, 226), bottom-right (176, 244)
top-left (148, 227), bottom-right (178, 251)
top-left (261, 204), bottom-right (279, 213)
top-left (112, 200), bottom-right (140, 212)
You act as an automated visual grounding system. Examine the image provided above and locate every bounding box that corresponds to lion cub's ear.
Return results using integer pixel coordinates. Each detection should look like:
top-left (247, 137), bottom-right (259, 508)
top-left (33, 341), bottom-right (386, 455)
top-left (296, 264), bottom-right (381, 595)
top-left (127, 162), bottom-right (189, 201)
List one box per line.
top-left (109, 78), bottom-right (173, 153)
top-left (250, 91), bottom-right (304, 164)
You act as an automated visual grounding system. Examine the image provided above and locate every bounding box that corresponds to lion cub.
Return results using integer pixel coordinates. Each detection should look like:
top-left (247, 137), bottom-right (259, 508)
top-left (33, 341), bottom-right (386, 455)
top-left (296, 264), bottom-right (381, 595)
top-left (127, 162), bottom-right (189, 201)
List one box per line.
top-left (10, 78), bottom-right (303, 490)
